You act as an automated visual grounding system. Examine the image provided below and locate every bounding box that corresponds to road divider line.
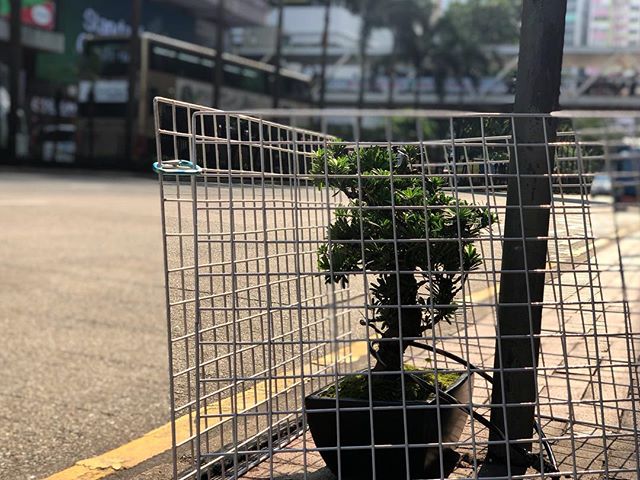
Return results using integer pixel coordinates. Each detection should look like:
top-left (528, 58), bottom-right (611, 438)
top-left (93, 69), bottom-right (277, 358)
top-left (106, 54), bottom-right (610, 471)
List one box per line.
top-left (44, 285), bottom-right (498, 480)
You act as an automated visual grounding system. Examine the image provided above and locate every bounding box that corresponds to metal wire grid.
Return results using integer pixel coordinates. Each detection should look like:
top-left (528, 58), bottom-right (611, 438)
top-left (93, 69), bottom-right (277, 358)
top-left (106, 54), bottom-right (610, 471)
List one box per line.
top-left (154, 98), bottom-right (640, 480)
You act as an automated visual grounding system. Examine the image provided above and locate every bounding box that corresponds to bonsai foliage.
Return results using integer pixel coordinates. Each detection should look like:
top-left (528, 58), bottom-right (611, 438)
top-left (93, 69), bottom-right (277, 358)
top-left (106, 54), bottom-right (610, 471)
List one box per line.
top-left (312, 144), bottom-right (495, 374)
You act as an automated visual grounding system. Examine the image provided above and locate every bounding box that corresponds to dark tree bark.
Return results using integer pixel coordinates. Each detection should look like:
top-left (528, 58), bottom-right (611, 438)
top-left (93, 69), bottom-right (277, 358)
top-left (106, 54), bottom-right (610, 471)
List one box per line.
top-left (484, 0), bottom-right (567, 473)
top-left (373, 273), bottom-right (422, 373)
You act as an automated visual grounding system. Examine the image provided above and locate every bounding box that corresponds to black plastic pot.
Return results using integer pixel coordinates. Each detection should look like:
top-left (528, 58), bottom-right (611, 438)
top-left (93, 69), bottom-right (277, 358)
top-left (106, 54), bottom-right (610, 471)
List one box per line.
top-left (305, 371), bottom-right (473, 480)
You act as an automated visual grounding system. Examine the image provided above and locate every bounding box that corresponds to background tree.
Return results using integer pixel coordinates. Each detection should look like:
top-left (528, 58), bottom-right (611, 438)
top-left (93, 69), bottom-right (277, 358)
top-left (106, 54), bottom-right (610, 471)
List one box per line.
top-left (343, 0), bottom-right (522, 109)
top-left (389, 0), bottom-right (436, 108)
top-left (440, 0), bottom-right (521, 97)
top-left (446, 0), bottom-right (521, 46)
top-left (371, 32), bottom-right (399, 108)
top-left (388, 0), bottom-right (517, 106)
top-left (429, 15), bottom-right (487, 102)
top-left (343, 0), bottom-right (389, 111)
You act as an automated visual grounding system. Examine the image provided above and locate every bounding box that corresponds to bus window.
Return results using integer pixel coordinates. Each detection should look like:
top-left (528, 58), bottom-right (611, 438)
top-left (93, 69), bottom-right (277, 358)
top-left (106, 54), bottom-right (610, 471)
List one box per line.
top-left (149, 43), bottom-right (212, 82)
top-left (282, 75), bottom-right (311, 102)
top-left (223, 63), bottom-right (268, 95)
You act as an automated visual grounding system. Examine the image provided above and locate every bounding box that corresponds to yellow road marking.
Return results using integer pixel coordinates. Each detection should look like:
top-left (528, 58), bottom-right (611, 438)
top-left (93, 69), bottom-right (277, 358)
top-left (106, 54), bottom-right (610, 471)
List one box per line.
top-left (45, 286), bottom-right (498, 480)
top-left (466, 284), bottom-right (495, 303)
top-left (44, 342), bottom-right (368, 480)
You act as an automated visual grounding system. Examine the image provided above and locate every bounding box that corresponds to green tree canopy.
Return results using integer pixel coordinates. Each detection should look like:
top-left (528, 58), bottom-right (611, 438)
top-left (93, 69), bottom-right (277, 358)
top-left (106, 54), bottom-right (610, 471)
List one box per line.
top-left (445, 0), bottom-right (521, 46)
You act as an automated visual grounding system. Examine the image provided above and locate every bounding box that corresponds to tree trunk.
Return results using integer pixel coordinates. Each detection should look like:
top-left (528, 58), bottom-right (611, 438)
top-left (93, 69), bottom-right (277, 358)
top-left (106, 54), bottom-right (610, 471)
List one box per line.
top-left (387, 67), bottom-right (395, 109)
top-left (373, 307), bottom-right (422, 373)
top-left (413, 68), bottom-right (421, 109)
top-left (272, 0), bottom-right (284, 108)
top-left (373, 274), bottom-right (422, 373)
top-left (484, 0), bottom-right (567, 473)
top-left (319, 0), bottom-right (331, 108)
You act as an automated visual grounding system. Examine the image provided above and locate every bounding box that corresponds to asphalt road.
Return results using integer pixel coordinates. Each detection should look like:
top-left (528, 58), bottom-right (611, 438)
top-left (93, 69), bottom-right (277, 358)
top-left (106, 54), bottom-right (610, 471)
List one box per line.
top-left (1, 169), bottom-right (638, 480)
top-left (0, 169), bottom-right (169, 479)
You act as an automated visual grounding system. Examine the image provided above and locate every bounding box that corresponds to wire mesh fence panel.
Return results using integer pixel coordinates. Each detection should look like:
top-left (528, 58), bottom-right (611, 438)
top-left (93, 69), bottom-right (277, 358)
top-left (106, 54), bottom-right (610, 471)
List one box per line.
top-left (154, 99), bottom-right (640, 480)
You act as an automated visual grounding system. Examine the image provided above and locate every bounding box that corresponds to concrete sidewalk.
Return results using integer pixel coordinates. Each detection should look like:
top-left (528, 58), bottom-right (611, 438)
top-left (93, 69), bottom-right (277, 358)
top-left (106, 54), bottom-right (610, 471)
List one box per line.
top-left (75, 207), bottom-right (640, 480)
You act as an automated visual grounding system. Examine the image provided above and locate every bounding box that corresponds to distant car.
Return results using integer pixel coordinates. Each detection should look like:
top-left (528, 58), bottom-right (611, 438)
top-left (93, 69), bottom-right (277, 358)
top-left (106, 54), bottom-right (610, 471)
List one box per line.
top-left (613, 174), bottom-right (640, 204)
top-left (612, 148), bottom-right (640, 203)
top-left (41, 124), bottom-right (76, 163)
top-left (590, 173), bottom-right (613, 196)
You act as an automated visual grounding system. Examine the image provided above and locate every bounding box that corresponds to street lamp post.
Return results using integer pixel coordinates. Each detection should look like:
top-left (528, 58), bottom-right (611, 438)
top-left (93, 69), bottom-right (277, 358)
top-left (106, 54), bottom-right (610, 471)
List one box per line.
top-left (213, 0), bottom-right (226, 107)
top-left (412, 19), bottom-right (424, 109)
top-left (8, 0), bottom-right (22, 161)
top-left (272, 0), bottom-right (284, 108)
top-left (319, 0), bottom-right (331, 108)
top-left (125, 0), bottom-right (142, 165)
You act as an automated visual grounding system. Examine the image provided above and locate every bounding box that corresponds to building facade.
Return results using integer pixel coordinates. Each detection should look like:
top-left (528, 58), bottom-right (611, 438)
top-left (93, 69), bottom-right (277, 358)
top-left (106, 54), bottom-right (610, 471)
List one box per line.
top-left (586, 0), bottom-right (640, 47)
top-left (0, 0), bottom-right (270, 163)
top-left (231, 3), bottom-right (393, 97)
top-left (564, 0), bottom-right (590, 47)
top-left (35, 0), bottom-right (269, 86)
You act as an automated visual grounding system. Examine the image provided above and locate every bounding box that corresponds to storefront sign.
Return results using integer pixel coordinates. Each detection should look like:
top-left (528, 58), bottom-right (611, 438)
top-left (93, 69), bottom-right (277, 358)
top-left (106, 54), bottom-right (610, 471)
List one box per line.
top-left (76, 7), bottom-right (134, 54)
top-left (0, 19), bottom-right (64, 53)
top-left (30, 95), bottom-right (77, 117)
top-left (0, 0), bottom-right (56, 30)
top-left (35, 0), bottom-right (196, 84)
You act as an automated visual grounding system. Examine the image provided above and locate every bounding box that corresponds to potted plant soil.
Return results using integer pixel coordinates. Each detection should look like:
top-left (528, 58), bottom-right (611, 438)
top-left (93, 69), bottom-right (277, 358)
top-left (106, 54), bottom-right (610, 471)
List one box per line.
top-left (305, 144), bottom-right (495, 480)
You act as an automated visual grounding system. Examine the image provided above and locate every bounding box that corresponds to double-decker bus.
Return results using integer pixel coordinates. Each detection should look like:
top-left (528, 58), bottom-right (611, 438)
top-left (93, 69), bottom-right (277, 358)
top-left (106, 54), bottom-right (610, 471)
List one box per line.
top-left (76, 32), bottom-right (312, 166)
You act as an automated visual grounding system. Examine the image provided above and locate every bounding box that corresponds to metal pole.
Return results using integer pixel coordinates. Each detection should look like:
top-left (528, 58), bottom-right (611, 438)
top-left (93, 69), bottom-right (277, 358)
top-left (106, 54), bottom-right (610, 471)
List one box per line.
top-left (272, 0), bottom-right (284, 108)
top-left (88, 87), bottom-right (95, 164)
top-left (8, 0), bottom-right (22, 161)
top-left (318, 0), bottom-right (331, 108)
top-left (485, 0), bottom-right (567, 472)
top-left (213, 0), bottom-right (226, 107)
top-left (386, 36), bottom-right (396, 109)
top-left (53, 88), bottom-right (62, 162)
top-left (356, 0), bottom-right (367, 113)
top-left (125, 0), bottom-right (142, 165)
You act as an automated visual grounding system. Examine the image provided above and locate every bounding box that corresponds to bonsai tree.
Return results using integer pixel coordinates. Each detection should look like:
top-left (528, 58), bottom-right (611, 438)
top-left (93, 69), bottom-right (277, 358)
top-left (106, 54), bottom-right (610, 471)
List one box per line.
top-left (311, 144), bottom-right (495, 390)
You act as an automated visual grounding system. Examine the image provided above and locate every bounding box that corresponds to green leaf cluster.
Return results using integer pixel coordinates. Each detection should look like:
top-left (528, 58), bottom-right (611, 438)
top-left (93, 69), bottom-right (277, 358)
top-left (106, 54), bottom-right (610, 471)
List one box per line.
top-left (313, 144), bottom-right (496, 363)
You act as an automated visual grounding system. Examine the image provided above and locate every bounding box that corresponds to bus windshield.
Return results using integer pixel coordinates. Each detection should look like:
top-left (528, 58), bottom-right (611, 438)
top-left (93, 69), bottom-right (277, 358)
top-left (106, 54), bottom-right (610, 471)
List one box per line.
top-left (82, 39), bottom-right (130, 77)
